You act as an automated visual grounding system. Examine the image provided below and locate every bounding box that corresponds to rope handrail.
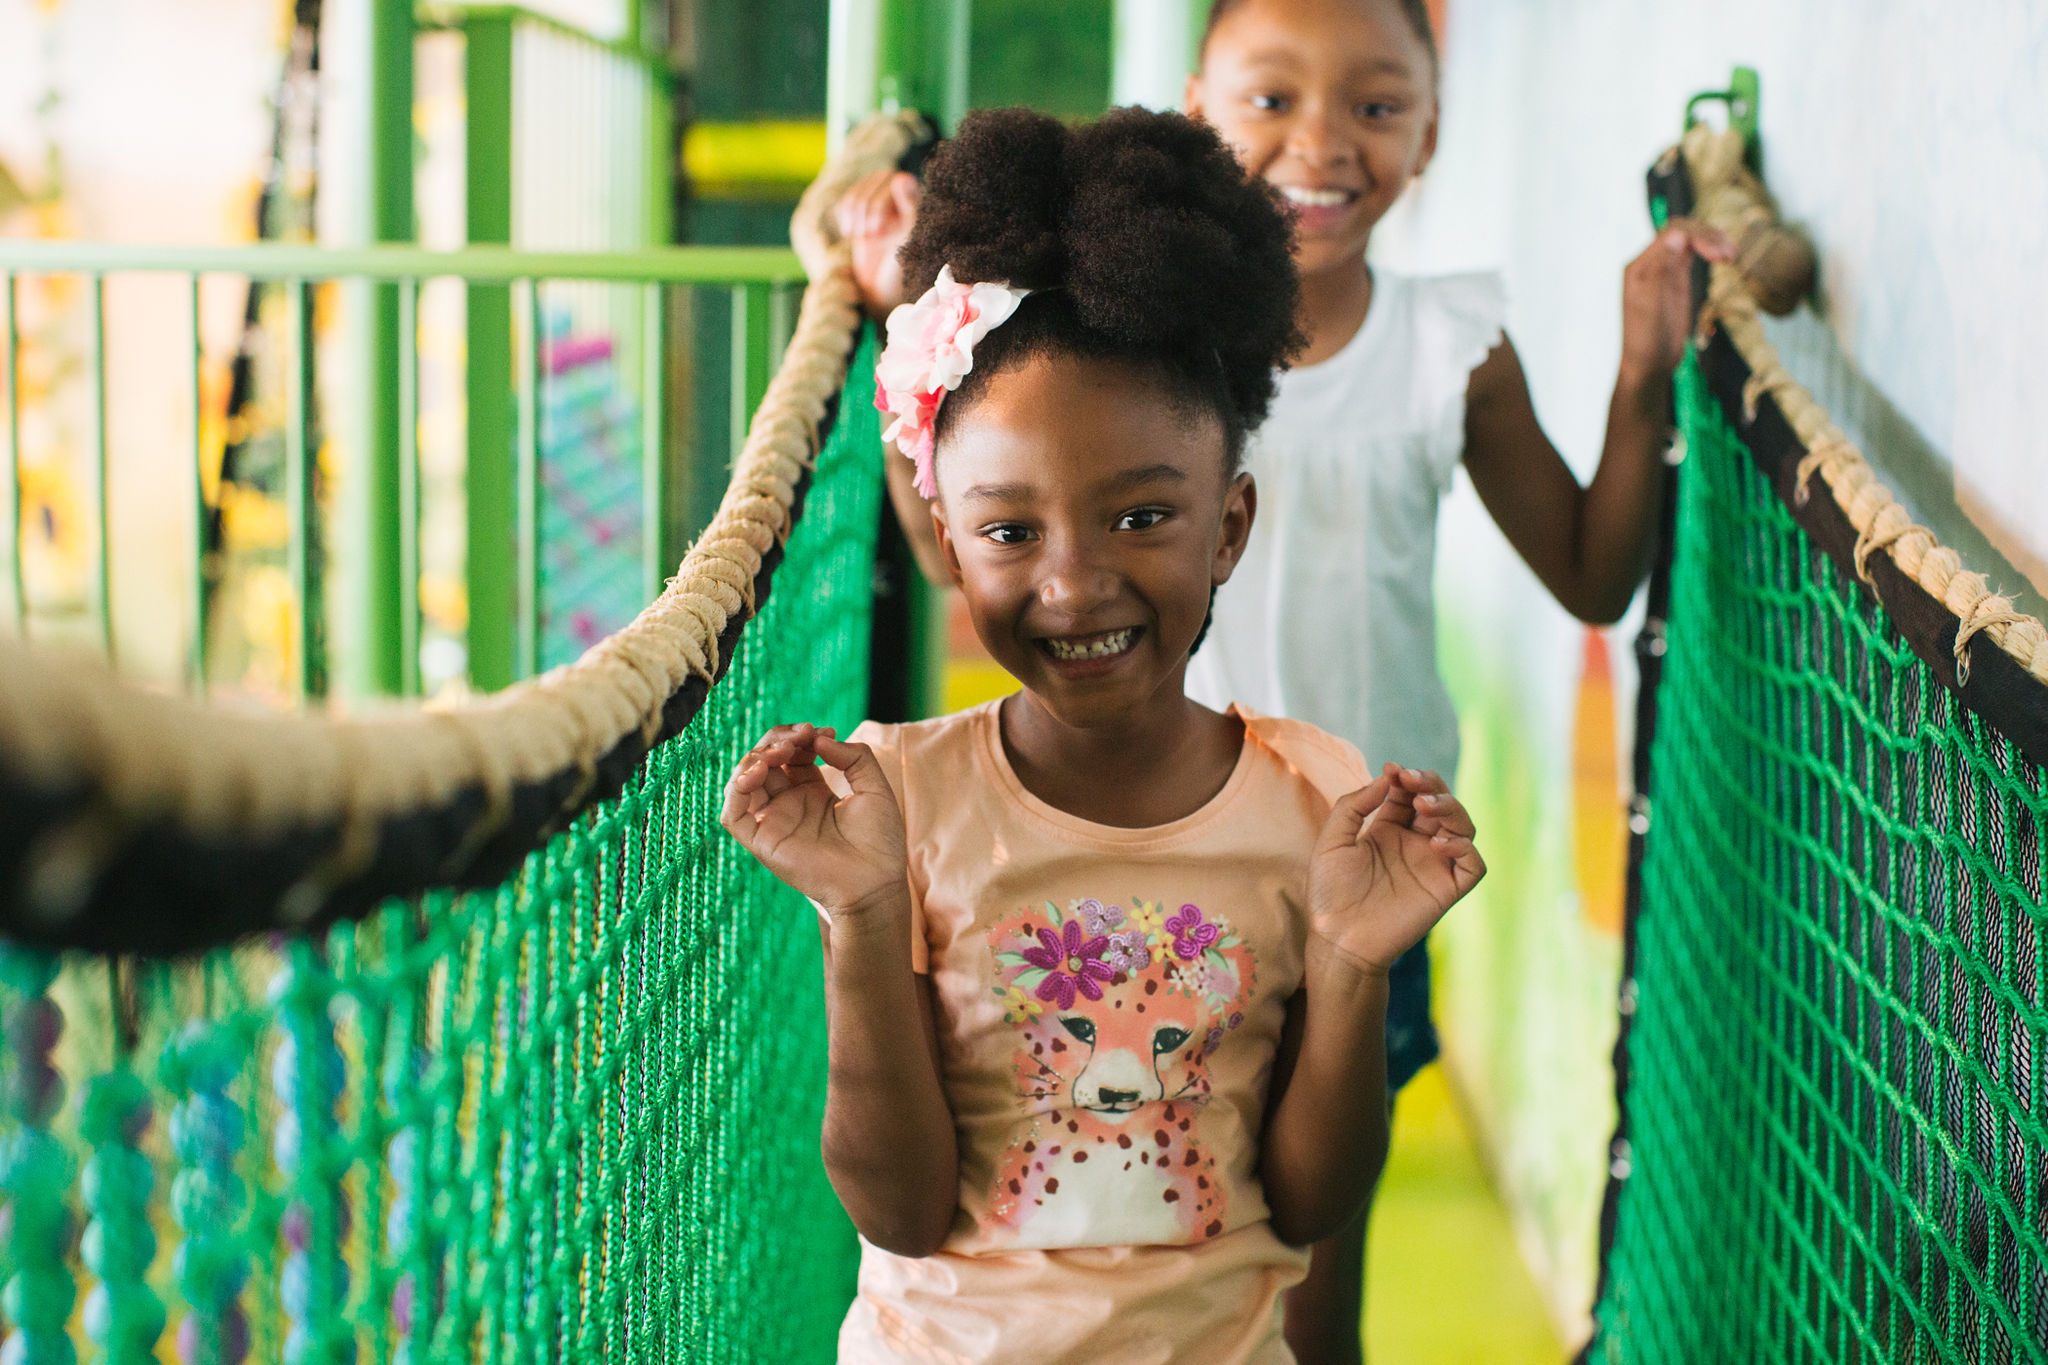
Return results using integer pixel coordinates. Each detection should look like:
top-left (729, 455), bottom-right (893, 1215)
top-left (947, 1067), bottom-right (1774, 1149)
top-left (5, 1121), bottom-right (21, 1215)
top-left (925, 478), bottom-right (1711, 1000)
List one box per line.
top-left (0, 110), bottom-right (928, 956)
top-left (1682, 124), bottom-right (2048, 698)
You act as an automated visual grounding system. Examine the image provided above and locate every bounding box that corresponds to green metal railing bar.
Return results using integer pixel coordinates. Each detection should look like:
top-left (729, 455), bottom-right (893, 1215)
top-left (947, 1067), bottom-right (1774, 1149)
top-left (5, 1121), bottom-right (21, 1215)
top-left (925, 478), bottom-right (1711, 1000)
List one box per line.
top-left (417, 2), bottom-right (683, 84)
top-left (0, 242), bottom-right (806, 700)
top-left (0, 241), bottom-right (803, 286)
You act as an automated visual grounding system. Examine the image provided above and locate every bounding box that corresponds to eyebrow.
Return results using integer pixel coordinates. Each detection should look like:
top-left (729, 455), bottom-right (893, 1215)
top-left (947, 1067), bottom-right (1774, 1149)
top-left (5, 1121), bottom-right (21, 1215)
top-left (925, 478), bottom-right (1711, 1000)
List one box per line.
top-left (1237, 51), bottom-right (1417, 80)
top-left (961, 481), bottom-right (1036, 503)
top-left (1102, 463), bottom-right (1188, 493)
top-left (961, 464), bottom-right (1187, 503)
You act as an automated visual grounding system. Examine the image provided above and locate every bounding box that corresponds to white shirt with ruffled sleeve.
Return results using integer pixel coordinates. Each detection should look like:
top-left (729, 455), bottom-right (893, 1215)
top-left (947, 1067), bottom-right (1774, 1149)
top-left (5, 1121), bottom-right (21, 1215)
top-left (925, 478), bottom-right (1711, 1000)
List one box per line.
top-left (1186, 268), bottom-right (1506, 786)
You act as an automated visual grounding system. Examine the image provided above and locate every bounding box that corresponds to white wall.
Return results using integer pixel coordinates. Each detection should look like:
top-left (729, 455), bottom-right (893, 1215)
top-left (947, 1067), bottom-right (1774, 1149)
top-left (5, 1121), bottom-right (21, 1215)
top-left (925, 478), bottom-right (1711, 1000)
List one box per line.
top-left (1381, 0), bottom-right (2048, 603)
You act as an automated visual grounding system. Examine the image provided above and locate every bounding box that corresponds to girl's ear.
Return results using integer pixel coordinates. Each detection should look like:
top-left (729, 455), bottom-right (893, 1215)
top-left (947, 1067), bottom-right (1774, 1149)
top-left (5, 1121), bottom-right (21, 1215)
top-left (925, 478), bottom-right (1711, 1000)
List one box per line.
top-left (1182, 72), bottom-right (1206, 121)
top-left (930, 499), bottom-right (968, 588)
top-left (1415, 97), bottom-right (1441, 179)
top-left (1211, 472), bottom-right (1257, 586)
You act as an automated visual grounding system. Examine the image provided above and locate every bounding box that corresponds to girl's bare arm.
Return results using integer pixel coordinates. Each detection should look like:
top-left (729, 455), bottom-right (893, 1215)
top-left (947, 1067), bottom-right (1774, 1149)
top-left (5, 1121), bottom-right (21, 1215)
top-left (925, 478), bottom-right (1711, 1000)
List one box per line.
top-left (883, 439), bottom-right (953, 586)
top-left (1462, 219), bottom-right (1732, 625)
top-left (819, 888), bottom-right (961, 1256)
top-left (1258, 768), bottom-right (1482, 1245)
top-left (724, 725), bottom-right (959, 1255)
top-left (1259, 951), bottom-right (1393, 1246)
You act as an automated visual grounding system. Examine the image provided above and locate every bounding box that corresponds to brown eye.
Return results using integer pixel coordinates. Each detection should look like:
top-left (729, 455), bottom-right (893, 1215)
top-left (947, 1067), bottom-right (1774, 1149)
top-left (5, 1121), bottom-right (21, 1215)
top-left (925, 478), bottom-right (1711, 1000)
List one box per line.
top-left (984, 524), bottom-right (1034, 546)
top-left (1115, 508), bottom-right (1168, 532)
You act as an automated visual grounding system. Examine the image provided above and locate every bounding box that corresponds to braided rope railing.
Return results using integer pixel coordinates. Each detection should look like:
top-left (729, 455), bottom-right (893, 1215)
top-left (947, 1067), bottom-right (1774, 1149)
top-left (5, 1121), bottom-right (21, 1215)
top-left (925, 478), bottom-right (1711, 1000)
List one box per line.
top-left (1683, 124), bottom-right (2048, 725)
top-left (1586, 125), bottom-right (2047, 1363)
top-left (0, 112), bottom-right (929, 956)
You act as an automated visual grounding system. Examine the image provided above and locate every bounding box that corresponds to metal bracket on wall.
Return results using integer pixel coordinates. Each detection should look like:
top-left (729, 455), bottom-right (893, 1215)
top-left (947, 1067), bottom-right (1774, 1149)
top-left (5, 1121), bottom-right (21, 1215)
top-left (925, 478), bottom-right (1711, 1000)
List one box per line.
top-left (1684, 65), bottom-right (1760, 164)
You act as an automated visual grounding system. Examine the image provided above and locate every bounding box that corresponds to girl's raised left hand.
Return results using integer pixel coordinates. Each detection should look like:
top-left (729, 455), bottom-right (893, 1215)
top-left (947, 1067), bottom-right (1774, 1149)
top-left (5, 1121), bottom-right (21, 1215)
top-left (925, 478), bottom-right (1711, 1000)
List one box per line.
top-left (721, 723), bottom-right (910, 919)
top-left (1618, 217), bottom-right (1734, 387)
top-left (1306, 764), bottom-right (1486, 976)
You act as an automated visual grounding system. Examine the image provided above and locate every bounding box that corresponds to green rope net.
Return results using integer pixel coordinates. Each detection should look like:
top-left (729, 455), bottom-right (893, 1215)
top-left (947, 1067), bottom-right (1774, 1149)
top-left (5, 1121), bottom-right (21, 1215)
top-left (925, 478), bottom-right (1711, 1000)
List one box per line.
top-left (0, 330), bottom-right (881, 1365)
top-left (1591, 351), bottom-right (2048, 1362)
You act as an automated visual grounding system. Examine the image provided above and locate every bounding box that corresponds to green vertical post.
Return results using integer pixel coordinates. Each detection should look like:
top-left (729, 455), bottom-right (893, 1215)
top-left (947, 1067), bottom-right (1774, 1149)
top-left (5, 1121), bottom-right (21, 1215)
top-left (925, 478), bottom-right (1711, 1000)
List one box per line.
top-left (465, 12), bottom-right (517, 692)
top-left (397, 277), bottom-right (421, 696)
top-left (729, 282), bottom-right (773, 460)
top-left (286, 279), bottom-right (323, 698)
top-left (873, 0), bottom-right (969, 718)
top-left (514, 278), bottom-right (540, 681)
top-left (85, 273), bottom-right (111, 657)
top-left (878, 0), bottom-right (971, 129)
top-left (640, 0), bottom-right (674, 249)
top-left (640, 282), bottom-right (668, 602)
top-left (344, 0), bottom-right (413, 697)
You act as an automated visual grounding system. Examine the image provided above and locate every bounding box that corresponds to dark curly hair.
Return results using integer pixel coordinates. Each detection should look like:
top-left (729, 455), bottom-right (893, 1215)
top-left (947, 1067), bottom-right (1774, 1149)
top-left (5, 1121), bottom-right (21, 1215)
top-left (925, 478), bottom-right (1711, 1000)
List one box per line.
top-left (898, 106), bottom-right (1303, 473)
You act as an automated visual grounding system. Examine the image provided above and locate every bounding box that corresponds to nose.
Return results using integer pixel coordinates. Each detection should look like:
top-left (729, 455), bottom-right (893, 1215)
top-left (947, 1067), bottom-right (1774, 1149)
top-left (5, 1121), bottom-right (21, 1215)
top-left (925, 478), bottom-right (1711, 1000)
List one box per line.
top-left (1283, 100), bottom-right (1353, 171)
top-left (1037, 538), bottom-right (1119, 618)
top-left (1097, 1088), bottom-right (1140, 1106)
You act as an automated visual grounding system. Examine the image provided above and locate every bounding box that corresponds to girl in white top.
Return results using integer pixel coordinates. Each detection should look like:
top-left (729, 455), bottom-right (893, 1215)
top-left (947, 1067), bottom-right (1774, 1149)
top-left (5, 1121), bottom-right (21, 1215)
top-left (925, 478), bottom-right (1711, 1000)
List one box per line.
top-left (839, 1), bottom-right (1730, 1358)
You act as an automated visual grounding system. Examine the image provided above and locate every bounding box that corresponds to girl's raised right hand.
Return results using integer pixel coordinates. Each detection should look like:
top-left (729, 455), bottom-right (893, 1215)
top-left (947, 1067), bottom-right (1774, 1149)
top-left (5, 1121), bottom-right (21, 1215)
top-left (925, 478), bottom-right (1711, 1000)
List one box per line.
top-left (720, 724), bottom-right (910, 917)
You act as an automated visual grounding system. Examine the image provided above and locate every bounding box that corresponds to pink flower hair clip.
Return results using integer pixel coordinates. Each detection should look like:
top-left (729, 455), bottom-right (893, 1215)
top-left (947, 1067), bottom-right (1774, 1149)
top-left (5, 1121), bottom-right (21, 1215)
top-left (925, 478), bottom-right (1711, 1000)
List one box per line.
top-left (873, 265), bottom-right (1032, 498)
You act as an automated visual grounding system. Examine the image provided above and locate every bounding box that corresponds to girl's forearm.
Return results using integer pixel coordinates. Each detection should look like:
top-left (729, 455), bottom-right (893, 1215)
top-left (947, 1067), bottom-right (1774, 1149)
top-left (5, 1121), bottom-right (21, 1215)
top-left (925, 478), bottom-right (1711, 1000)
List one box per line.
top-left (821, 893), bottom-right (961, 1257)
top-left (1569, 369), bottom-right (1673, 623)
top-left (1259, 943), bottom-right (1392, 1246)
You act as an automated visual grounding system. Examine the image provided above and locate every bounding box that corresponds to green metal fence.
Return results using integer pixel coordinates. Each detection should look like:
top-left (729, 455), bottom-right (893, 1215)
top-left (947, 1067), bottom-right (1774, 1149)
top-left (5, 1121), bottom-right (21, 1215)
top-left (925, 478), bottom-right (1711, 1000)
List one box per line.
top-left (0, 241), bottom-right (802, 700)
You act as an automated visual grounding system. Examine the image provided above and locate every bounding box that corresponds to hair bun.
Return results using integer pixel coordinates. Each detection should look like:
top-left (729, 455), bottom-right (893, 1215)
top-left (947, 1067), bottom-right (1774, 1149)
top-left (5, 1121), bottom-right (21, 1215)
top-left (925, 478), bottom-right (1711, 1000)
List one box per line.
top-left (898, 104), bottom-right (1302, 445)
top-left (906, 108), bottom-right (1071, 294)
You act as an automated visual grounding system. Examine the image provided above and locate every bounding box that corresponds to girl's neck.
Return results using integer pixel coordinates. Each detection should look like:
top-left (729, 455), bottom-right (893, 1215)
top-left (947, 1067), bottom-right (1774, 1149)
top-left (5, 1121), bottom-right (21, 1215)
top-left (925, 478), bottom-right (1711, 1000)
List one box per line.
top-left (1296, 255), bottom-right (1375, 367)
top-left (998, 687), bottom-right (1243, 829)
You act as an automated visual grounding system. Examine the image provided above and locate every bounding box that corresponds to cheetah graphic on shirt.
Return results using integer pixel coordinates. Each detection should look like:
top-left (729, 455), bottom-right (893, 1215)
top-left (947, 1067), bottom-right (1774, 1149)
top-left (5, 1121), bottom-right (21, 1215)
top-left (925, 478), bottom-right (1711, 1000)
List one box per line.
top-left (987, 895), bottom-right (1256, 1247)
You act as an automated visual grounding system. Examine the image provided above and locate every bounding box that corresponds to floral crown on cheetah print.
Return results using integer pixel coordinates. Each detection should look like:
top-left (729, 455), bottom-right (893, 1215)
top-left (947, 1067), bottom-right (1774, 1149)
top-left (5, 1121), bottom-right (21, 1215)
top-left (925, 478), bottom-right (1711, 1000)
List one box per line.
top-left (873, 265), bottom-right (1032, 499)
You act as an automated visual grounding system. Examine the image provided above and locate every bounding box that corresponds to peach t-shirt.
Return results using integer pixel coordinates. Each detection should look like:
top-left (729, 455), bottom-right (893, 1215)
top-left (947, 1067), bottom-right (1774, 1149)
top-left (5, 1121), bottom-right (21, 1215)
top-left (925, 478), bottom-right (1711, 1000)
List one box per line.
top-left (834, 700), bottom-right (1372, 1365)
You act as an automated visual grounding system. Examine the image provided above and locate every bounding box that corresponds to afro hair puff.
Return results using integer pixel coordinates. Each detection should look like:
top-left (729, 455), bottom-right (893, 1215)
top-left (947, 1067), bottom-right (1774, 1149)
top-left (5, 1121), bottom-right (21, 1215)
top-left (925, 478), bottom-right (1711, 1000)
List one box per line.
top-left (897, 106), bottom-right (1304, 466)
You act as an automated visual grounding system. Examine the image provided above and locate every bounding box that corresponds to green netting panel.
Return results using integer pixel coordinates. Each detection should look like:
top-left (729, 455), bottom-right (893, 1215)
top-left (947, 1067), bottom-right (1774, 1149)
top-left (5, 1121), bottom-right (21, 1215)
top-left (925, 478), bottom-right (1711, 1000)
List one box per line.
top-left (1591, 352), bottom-right (2048, 1363)
top-left (0, 329), bottom-right (881, 1365)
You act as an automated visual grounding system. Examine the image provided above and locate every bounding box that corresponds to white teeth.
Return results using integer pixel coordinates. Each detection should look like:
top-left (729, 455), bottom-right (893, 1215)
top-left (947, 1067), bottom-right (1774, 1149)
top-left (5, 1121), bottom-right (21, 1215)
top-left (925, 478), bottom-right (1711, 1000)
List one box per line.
top-left (1280, 186), bottom-right (1354, 208)
top-left (1045, 628), bottom-right (1136, 661)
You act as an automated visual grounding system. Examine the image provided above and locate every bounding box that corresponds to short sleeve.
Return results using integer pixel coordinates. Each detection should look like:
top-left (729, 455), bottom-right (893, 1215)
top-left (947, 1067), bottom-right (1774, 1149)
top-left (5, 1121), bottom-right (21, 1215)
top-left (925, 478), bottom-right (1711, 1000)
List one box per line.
top-left (1236, 708), bottom-right (1376, 808)
top-left (843, 719), bottom-right (930, 974)
top-left (1414, 271), bottom-right (1507, 491)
